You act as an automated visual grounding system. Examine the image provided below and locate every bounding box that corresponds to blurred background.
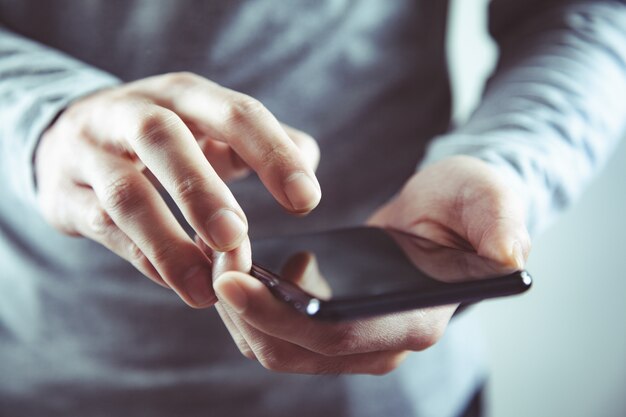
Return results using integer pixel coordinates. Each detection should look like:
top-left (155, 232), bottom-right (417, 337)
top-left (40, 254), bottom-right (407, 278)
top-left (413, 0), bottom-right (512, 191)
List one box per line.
top-left (447, 1), bottom-right (626, 416)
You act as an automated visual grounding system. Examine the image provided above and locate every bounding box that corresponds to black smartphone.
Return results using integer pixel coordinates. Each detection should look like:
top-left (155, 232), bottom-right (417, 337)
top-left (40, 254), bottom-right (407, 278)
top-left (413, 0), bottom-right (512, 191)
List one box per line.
top-left (250, 227), bottom-right (531, 321)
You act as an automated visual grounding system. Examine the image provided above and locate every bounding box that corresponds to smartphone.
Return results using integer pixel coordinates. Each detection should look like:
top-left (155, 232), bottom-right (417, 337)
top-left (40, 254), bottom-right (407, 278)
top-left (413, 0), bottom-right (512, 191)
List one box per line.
top-left (250, 227), bottom-right (531, 321)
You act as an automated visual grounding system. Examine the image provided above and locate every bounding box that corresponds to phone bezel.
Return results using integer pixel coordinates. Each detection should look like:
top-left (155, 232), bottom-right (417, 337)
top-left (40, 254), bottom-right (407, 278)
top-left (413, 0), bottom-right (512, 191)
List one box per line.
top-left (250, 261), bottom-right (532, 321)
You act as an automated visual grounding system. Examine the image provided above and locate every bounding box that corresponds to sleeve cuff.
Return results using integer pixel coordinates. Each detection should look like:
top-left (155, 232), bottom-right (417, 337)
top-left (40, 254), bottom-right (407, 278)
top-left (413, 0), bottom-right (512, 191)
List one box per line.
top-left (7, 70), bottom-right (120, 208)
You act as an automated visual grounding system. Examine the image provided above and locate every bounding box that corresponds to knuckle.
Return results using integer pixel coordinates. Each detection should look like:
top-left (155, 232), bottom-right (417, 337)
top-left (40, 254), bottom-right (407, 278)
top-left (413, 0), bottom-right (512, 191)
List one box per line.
top-left (165, 71), bottom-right (201, 87)
top-left (128, 244), bottom-right (154, 274)
top-left (87, 207), bottom-right (115, 236)
top-left (255, 344), bottom-right (289, 372)
top-left (223, 95), bottom-right (267, 125)
top-left (127, 242), bottom-right (147, 264)
top-left (259, 143), bottom-right (290, 168)
top-left (239, 344), bottom-right (257, 361)
top-left (144, 240), bottom-right (180, 269)
top-left (132, 109), bottom-right (180, 148)
top-left (316, 326), bottom-right (360, 356)
top-left (101, 176), bottom-right (141, 214)
top-left (172, 175), bottom-right (209, 205)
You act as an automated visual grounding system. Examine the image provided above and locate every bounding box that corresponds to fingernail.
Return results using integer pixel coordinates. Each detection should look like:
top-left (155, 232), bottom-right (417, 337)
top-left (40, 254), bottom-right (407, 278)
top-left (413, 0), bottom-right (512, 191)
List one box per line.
top-left (216, 274), bottom-right (248, 314)
top-left (511, 241), bottom-right (525, 270)
top-left (183, 266), bottom-right (215, 307)
top-left (283, 172), bottom-right (321, 212)
top-left (206, 209), bottom-right (247, 251)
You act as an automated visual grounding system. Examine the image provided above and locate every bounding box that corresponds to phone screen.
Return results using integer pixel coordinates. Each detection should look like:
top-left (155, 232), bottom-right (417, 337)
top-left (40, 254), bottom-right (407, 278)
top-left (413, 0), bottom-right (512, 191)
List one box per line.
top-left (250, 227), bottom-right (531, 320)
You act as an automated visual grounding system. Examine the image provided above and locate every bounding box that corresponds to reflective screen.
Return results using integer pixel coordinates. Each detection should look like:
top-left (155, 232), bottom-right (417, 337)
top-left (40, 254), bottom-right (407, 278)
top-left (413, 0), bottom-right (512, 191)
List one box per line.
top-left (251, 227), bottom-right (525, 301)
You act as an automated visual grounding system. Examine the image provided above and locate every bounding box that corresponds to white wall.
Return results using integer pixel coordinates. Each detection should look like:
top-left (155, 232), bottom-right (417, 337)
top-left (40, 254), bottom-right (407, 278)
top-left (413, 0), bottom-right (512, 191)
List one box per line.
top-left (447, 1), bottom-right (626, 416)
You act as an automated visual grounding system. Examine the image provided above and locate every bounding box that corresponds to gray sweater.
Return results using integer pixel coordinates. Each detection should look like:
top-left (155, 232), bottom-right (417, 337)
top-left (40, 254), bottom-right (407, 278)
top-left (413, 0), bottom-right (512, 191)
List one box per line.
top-left (0, 1), bottom-right (625, 416)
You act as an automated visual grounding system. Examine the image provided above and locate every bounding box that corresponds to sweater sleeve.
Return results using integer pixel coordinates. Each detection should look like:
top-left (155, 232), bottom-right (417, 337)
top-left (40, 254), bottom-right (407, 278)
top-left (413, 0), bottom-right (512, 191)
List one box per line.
top-left (421, 0), bottom-right (626, 235)
top-left (0, 26), bottom-right (119, 207)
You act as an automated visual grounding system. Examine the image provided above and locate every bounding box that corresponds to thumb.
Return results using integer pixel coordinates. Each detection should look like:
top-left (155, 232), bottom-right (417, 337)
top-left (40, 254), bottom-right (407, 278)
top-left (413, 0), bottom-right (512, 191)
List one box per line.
top-left (212, 237), bottom-right (253, 280)
top-left (476, 217), bottom-right (531, 270)
top-left (195, 234), bottom-right (253, 280)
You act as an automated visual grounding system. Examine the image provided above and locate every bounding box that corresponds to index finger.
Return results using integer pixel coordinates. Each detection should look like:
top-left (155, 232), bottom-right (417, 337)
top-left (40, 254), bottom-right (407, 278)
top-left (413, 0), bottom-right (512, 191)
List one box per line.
top-left (86, 99), bottom-right (249, 252)
top-left (133, 73), bottom-right (322, 213)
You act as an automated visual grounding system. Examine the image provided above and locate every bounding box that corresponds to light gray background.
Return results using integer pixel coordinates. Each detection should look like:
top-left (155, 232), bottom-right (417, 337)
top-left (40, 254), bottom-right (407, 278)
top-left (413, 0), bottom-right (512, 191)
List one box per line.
top-left (447, 1), bottom-right (626, 416)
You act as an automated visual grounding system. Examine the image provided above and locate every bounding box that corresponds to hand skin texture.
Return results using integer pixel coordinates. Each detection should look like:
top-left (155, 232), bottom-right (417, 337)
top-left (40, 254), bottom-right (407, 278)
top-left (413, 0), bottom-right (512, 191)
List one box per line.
top-left (211, 156), bottom-right (532, 375)
top-left (34, 72), bottom-right (321, 308)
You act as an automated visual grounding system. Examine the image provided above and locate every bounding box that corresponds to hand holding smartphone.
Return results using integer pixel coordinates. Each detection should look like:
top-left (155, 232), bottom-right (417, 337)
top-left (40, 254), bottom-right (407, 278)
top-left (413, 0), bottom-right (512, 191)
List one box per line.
top-left (250, 227), bottom-right (531, 320)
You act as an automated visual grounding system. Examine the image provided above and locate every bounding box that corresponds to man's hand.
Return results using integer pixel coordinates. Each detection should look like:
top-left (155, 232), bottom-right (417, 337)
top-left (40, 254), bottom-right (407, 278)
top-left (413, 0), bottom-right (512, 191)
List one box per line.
top-left (369, 156), bottom-right (531, 267)
top-left (210, 155), bottom-right (531, 374)
top-left (35, 72), bottom-right (321, 308)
